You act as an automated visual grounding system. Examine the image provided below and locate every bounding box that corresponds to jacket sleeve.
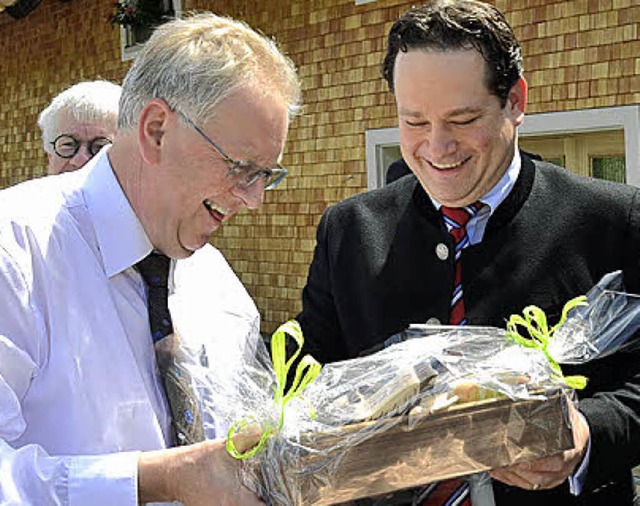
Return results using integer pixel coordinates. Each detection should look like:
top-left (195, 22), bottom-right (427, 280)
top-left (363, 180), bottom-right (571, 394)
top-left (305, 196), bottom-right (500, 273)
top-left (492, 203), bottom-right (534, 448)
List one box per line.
top-left (574, 349), bottom-right (640, 493)
top-left (576, 186), bottom-right (640, 492)
top-left (296, 207), bottom-right (350, 364)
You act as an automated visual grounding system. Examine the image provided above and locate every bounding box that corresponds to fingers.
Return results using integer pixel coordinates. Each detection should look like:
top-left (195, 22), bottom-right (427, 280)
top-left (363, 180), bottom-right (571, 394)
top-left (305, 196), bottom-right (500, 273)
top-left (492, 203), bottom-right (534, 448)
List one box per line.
top-left (491, 467), bottom-right (536, 490)
top-left (491, 456), bottom-right (571, 491)
top-left (492, 404), bottom-right (591, 494)
top-left (511, 456), bottom-right (564, 474)
top-left (242, 494), bottom-right (265, 506)
top-left (568, 406), bottom-right (591, 461)
top-left (230, 424), bottom-right (263, 454)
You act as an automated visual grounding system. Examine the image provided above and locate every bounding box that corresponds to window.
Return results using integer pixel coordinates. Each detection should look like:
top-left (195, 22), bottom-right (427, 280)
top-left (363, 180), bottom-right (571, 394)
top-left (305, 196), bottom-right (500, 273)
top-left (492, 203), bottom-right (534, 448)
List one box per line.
top-left (120, 0), bottom-right (181, 62)
top-left (592, 156), bottom-right (625, 183)
top-left (519, 130), bottom-right (626, 182)
top-left (365, 105), bottom-right (640, 188)
top-left (519, 106), bottom-right (640, 185)
top-left (365, 127), bottom-right (401, 190)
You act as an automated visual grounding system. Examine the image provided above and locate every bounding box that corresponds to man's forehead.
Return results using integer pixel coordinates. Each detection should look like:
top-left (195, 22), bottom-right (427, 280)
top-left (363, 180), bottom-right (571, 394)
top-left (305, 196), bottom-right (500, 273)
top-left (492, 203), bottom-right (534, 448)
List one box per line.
top-left (393, 49), bottom-right (494, 115)
top-left (394, 47), bottom-right (487, 74)
top-left (57, 111), bottom-right (114, 134)
top-left (202, 88), bottom-right (289, 164)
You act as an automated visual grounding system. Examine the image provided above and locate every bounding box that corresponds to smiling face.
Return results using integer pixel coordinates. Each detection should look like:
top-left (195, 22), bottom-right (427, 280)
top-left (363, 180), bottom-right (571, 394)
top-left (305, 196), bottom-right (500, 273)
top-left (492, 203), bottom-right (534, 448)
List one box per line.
top-left (133, 87), bottom-right (290, 259)
top-left (394, 49), bottom-right (526, 207)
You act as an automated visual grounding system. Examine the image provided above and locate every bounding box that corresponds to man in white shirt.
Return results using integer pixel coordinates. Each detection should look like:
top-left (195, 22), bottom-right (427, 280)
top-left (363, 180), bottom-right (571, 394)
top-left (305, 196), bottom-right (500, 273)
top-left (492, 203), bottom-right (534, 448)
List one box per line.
top-left (0, 12), bottom-right (300, 506)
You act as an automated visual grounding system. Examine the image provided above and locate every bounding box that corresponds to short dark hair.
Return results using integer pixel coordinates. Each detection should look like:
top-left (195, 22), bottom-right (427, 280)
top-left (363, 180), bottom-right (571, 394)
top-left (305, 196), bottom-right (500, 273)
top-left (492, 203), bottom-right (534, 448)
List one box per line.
top-left (381, 0), bottom-right (523, 106)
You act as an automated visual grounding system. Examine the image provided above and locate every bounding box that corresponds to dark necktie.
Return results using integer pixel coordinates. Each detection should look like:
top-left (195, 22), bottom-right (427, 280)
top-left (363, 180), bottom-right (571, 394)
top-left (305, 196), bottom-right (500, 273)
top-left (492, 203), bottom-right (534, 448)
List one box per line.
top-left (136, 252), bottom-right (205, 446)
top-left (415, 204), bottom-right (483, 506)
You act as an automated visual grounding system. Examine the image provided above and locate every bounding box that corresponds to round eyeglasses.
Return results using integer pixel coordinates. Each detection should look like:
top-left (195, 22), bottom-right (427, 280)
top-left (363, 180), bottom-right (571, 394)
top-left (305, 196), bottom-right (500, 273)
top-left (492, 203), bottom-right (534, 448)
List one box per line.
top-left (51, 134), bottom-right (112, 159)
top-left (178, 113), bottom-right (288, 191)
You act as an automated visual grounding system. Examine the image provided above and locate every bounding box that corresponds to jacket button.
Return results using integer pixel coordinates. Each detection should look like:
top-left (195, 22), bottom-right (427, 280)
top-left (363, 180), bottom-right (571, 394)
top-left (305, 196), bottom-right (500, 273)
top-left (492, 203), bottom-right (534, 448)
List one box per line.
top-left (436, 243), bottom-right (449, 260)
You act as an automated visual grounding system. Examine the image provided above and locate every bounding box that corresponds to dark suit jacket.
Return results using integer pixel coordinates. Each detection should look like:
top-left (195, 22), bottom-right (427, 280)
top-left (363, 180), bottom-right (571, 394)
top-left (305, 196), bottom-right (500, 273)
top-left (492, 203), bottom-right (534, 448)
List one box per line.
top-left (297, 154), bottom-right (640, 505)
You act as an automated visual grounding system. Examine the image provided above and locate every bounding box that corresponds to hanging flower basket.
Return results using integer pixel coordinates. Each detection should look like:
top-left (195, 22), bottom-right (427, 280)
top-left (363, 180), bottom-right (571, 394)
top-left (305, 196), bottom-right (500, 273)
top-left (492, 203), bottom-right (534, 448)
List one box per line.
top-left (107, 0), bottom-right (164, 28)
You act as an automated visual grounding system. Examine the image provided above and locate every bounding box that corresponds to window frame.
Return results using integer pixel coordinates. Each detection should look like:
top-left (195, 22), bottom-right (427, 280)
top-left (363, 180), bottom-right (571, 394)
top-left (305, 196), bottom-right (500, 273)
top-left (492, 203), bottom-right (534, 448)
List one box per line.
top-left (519, 105), bottom-right (640, 186)
top-left (365, 127), bottom-right (400, 190)
top-left (120, 0), bottom-right (182, 62)
top-left (365, 105), bottom-right (640, 189)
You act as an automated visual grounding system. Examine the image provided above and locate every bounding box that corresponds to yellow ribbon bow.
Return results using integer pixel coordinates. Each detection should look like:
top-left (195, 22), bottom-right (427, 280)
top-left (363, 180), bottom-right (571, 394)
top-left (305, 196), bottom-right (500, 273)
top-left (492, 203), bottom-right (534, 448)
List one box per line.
top-left (226, 319), bottom-right (322, 459)
top-left (505, 295), bottom-right (589, 390)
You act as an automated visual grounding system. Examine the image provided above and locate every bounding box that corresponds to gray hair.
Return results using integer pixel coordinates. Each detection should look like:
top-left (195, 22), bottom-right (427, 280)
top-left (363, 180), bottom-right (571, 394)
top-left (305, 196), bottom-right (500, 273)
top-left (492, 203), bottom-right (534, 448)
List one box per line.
top-left (38, 80), bottom-right (122, 153)
top-left (118, 12), bottom-right (301, 130)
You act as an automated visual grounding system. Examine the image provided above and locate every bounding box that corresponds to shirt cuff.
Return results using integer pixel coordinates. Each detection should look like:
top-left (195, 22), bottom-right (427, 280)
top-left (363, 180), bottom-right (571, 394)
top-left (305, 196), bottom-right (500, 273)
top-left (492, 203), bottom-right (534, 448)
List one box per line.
top-left (68, 451), bottom-right (140, 506)
top-left (568, 413), bottom-right (591, 496)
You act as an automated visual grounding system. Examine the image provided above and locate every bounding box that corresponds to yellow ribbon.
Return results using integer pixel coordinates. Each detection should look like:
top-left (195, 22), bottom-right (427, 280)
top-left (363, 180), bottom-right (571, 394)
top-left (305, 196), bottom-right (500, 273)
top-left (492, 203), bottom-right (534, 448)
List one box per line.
top-left (505, 295), bottom-right (589, 390)
top-left (226, 319), bottom-right (322, 459)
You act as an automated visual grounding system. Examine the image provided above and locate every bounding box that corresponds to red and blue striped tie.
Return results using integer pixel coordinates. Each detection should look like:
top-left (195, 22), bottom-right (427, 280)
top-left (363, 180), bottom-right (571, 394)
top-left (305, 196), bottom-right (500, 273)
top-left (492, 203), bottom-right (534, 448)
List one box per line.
top-left (441, 203), bottom-right (483, 326)
top-left (417, 203), bottom-right (483, 506)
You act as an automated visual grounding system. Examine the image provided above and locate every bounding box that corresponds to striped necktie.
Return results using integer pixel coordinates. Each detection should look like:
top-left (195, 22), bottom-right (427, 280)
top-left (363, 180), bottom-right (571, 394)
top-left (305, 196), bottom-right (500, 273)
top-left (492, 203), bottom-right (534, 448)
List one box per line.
top-left (441, 203), bottom-right (483, 325)
top-left (136, 252), bottom-right (205, 446)
top-left (416, 203), bottom-right (483, 506)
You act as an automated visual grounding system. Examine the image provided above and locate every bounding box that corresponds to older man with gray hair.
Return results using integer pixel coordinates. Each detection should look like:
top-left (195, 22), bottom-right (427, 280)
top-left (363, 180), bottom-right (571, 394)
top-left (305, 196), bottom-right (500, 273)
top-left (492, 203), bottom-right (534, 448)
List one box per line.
top-left (38, 80), bottom-right (121, 175)
top-left (0, 12), bottom-right (300, 506)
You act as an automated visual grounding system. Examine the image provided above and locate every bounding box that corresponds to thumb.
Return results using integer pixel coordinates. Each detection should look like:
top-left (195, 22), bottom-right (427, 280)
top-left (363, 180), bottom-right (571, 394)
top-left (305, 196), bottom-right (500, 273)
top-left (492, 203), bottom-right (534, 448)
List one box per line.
top-left (231, 423), bottom-right (263, 454)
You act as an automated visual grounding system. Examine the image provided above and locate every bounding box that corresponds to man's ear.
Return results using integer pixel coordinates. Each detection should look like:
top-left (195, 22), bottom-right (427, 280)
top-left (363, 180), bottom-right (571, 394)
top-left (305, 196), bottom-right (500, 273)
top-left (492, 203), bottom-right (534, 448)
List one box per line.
top-left (138, 99), bottom-right (172, 165)
top-left (508, 77), bottom-right (527, 127)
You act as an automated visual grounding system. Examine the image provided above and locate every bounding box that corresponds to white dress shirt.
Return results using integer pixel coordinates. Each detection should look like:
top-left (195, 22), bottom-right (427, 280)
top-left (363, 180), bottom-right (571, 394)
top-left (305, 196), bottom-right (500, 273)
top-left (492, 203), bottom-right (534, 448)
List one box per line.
top-left (0, 150), bottom-right (260, 505)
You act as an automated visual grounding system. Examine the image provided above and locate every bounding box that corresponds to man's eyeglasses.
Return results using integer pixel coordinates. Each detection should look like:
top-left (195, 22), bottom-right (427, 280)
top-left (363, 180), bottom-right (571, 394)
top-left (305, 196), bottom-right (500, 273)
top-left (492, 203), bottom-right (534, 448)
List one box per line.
top-left (51, 134), bottom-right (112, 159)
top-left (179, 114), bottom-right (288, 191)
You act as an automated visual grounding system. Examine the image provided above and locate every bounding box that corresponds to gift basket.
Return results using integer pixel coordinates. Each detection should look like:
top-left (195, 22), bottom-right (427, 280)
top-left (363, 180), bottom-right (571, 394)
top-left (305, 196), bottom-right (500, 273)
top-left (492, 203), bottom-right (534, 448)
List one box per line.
top-left (196, 271), bottom-right (640, 505)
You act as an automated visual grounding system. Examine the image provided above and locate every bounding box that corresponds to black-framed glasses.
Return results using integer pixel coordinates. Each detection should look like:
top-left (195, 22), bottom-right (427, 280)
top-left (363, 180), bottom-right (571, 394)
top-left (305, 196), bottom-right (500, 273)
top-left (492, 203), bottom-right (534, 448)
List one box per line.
top-left (179, 113), bottom-right (288, 191)
top-left (51, 134), bottom-right (112, 159)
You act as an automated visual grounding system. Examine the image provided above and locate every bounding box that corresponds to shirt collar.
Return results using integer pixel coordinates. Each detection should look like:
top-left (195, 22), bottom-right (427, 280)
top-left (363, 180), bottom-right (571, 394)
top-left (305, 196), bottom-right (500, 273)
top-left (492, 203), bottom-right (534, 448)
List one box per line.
top-left (480, 148), bottom-right (521, 215)
top-left (429, 148), bottom-right (521, 214)
top-left (82, 150), bottom-right (153, 277)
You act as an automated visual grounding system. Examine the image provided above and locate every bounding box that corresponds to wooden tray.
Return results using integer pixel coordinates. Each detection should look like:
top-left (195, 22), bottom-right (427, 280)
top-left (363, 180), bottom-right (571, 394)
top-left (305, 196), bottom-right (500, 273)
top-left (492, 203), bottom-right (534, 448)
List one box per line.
top-left (258, 389), bottom-right (574, 505)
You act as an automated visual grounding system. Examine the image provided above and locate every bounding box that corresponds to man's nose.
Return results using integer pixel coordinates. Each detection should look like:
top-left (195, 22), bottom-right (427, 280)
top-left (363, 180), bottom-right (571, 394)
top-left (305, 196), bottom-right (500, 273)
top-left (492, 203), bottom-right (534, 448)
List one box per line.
top-left (426, 124), bottom-right (457, 161)
top-left (69, 144), bottom-right (93, 168)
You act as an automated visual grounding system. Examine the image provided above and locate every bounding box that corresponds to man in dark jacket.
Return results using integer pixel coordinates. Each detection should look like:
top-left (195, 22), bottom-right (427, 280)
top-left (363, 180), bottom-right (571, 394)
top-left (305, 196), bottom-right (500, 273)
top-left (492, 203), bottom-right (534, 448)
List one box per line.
top-left (298, 1), bottom-right (640, 505)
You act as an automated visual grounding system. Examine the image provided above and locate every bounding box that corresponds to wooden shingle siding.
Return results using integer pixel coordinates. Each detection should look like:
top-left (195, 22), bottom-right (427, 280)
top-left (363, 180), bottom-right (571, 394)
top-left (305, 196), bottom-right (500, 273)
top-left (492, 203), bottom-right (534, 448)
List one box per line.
top-left (1, 0), bottom-right (639, 332)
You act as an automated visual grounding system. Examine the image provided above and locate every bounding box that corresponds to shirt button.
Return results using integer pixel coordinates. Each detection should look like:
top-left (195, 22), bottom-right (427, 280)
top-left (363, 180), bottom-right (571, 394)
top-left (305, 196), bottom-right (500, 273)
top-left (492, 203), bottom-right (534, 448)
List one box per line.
top-left (436, 243), bottom-right (449, 260)
top-left (426, 317), bottom-right (441, 325)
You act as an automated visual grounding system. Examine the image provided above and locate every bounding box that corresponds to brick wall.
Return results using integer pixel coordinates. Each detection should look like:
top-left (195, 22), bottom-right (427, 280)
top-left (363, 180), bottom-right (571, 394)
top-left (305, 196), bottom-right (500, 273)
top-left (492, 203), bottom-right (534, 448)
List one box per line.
top-left (1, 0), bottom-right (639, 333)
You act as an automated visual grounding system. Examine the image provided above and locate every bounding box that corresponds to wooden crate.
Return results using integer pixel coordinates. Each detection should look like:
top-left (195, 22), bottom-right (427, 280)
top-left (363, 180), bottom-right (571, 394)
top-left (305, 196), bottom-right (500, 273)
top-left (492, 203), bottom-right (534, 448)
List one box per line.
top-left (258, 389), bottom-right (573, 505)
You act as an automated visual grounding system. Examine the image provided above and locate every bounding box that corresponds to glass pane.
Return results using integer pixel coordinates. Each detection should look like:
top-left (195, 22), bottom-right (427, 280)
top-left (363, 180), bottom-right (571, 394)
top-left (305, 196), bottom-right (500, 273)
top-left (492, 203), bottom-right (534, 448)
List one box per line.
top-left (132, 24), bottom-right (154, 45)
top-left (127, 0), bottom-right (176, 46)
top-left (380, 145), bottom-right (404, 185)
top-left (520, 129), bottom-right (624, 180)
top-left (545, 157), bottom-right (565, 167)
top-left (591, 156), bottom-right (626, 183)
